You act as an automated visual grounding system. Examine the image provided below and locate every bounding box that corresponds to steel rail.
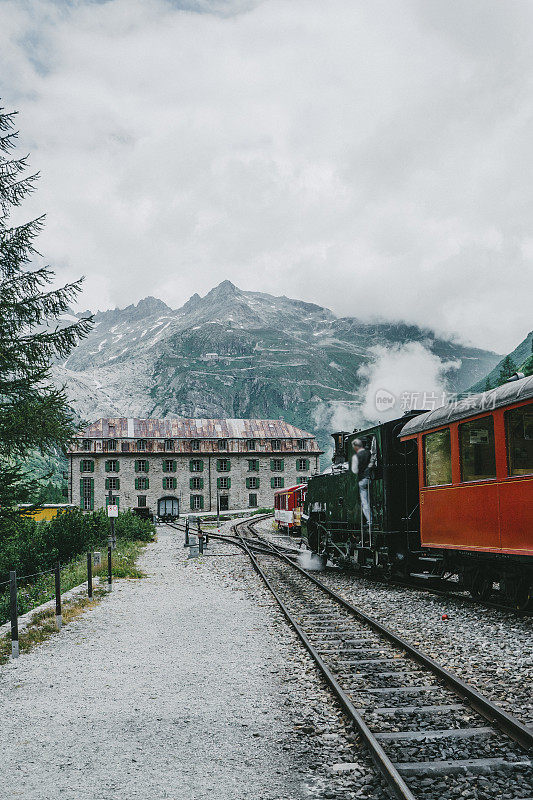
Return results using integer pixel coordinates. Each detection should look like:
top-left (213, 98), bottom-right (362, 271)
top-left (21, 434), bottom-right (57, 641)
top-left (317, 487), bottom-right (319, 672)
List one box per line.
top-left (168, 517), bottom-right (532, 756)
top-left (240, 519), bottom-right (533, 754)
top-left (341, 565), bottom-right (533, 617)
top-left (235, 527), bottom-right (417, 800)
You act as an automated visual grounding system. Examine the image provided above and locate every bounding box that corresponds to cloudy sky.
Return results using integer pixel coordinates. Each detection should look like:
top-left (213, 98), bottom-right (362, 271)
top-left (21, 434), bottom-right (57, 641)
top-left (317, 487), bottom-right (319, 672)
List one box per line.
top-left (1, 0), bottom-right (532, 353)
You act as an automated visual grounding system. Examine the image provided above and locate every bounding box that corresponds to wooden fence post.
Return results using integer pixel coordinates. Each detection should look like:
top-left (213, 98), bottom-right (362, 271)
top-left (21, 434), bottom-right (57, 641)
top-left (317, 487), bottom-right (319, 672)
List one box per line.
top-left (107, 545), bottom-right (112, 592)
top-left (55, 562), bottom-right (62, 629)
top-left (87, 552), bottom-right (93, 598)
top-left (9, 571), bottom-right (19, 659)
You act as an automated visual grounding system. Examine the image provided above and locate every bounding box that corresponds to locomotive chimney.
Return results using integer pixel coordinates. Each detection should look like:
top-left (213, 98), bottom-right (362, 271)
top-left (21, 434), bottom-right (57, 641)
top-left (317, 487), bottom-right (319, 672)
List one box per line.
top-left (331, 431), bottom-right (349, 464)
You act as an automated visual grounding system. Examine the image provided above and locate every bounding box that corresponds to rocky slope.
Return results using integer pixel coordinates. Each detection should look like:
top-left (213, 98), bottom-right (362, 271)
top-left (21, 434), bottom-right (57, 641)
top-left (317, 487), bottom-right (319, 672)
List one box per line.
top-left (53, 281), bottom-right (501, 454)
top-left (471, 329), bottom-right (533, 391)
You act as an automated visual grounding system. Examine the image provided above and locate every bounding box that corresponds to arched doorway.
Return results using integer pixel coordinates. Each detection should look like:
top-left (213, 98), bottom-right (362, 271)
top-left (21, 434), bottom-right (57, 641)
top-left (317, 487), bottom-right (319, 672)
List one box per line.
top-left (158, 496), bottom-right (180, 521)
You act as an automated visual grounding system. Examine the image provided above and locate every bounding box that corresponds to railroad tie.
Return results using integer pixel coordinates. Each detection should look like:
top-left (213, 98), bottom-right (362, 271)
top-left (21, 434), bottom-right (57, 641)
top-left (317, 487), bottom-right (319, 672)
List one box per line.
top-left (374, 727), bottom-right (494, 741)
top-left (395, 757), bottom-right (533, 777)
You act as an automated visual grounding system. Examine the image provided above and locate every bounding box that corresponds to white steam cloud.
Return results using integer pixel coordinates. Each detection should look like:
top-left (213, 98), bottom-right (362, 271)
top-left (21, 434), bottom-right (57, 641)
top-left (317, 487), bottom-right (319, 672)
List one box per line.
top-left (357, 343), bottom-right (460, 422)
top-left (313, 342), bottom-right (460, 454)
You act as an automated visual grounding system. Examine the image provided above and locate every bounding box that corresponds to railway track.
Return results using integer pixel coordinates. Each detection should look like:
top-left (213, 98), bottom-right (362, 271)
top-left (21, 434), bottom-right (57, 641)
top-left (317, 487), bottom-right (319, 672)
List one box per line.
top-left (224, 517), bottom-right (533, 800)
top-left (262, 523), bottom-right (533, 616)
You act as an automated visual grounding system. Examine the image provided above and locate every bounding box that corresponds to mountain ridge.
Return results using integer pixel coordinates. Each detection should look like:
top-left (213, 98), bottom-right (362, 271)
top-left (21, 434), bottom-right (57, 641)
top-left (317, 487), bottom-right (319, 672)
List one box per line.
top-left (54, 282), bottom-right (502, 453)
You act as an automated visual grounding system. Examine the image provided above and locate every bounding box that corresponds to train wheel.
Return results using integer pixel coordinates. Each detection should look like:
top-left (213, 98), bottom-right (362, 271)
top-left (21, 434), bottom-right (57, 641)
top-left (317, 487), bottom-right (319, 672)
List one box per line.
top-left (505, 578), bottom-right (532, 611)
top-left (470, 570), bottom-right (493, 601)
top-left (516, 580), bottom-right (532, 611)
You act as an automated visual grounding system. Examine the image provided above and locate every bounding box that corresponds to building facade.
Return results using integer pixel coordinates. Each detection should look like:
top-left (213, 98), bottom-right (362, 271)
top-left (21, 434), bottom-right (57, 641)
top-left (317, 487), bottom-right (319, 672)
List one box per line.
top-left (68, 418), bottom-right (322, 516)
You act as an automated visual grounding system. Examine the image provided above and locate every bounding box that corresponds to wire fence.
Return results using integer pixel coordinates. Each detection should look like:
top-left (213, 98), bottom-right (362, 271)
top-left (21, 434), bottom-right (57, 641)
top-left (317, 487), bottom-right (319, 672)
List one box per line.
top-left (2, 547), bottom-right (114, 660)
top-left (16, 569), bottom-right (56, 582)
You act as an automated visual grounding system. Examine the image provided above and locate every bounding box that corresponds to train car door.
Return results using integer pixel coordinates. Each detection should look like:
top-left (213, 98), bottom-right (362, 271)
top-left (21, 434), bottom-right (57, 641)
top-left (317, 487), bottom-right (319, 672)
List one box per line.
top-left (158, 497), bottom-right (179, 519)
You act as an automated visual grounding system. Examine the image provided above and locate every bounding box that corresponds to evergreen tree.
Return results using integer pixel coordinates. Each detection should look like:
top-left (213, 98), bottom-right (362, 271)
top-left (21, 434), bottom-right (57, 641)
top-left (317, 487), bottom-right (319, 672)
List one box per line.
top-left (0, 104), bottom-right (93, 518)
top-left (497, 354), bottom-right (517, 386)
top-left (483, 377), bottom-right (492, 392)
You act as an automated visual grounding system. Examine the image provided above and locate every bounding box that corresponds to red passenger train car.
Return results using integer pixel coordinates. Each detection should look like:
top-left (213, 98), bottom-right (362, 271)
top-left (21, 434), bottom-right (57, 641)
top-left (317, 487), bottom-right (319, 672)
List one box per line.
top-left (274, 484), bottom-right (307, 533)
top-left (400, 375), bottom-right (533, 604)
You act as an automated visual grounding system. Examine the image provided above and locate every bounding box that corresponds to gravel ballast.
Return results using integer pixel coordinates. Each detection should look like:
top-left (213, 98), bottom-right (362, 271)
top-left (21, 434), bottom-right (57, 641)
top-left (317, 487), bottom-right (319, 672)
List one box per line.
top-left (254, 518), bottom-right (533, 727)
top-left (0, 524), bottom-right (388, 800)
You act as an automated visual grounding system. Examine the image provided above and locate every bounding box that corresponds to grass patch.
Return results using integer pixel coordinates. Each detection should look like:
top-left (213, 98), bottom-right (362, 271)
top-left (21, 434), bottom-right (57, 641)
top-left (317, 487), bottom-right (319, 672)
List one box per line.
top-left (0, 590), bottom-right (107, 665)
top-left (0, 538), bottom-right (149, 627)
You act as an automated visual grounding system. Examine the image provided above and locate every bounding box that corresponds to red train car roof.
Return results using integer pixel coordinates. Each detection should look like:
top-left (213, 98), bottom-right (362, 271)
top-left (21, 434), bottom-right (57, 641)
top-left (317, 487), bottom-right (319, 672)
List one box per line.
top-left (274, 484), bottom-right (307, 494)
top-left (400, 375), bottom-right (533, 438)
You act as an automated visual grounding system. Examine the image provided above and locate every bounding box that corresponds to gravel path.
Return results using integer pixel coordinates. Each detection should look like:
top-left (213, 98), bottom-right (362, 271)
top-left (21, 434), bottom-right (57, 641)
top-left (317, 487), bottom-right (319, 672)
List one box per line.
top-left (0, 525), bottom-right (309, 800)
top-left (254, 518), bottom-right (533, 727)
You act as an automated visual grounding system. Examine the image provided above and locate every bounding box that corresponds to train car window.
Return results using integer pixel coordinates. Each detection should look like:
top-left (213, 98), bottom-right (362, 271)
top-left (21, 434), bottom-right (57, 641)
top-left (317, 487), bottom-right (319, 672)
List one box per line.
top-left (424, 429), bottom-right (452, 486)
top-left (459, 416), bottom-right (496, 481)
top-left (506, 403), bottom-right (533, 476)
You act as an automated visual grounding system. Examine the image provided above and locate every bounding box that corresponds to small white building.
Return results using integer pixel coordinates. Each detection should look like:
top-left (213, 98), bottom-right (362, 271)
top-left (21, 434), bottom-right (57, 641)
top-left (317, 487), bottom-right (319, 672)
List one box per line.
top-left (68, 417), bottom-right (322, 517)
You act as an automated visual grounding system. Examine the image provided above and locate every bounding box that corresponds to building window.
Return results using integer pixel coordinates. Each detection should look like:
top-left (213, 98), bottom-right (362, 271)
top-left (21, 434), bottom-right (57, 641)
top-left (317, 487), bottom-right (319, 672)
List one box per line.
top-left (163, 459), bottom-right (176, 473)
top-left (424, 429), bottom-right (452, 487)
top-left (163, 477), bottom-right (177, 490)
top-left (296, 458), bottom-right (309, 471)
top-left (105, 459), bottom-right (120, 473)
top-left (217, 476), bottom-right (230, 490)
top-left (247, 459), bottom-right (259, 471)
top-left (191, 439), bottom-right (200, 451)
top-left (217, 458), bottom-right (230, 472)
top-left (104, 439), bottom-right (117, 452)
top-left (138, 496), bottom-right (147, 508)
top-left (218, 439), bottom-right (228, 450)
top-left (249, 493), bottom-right (258, 508)
top-left (297, 439), bottom-right (307, 450)
top-left (121, 442), bottom-right (130, 452)
top-left (80, 477), bottom-right (94, 510)
top-left (246, 476), bottom-right (259, 489)
top-left (190, 476), bottom-right (203, 490)
top-left (135, 459), bottom-right (149, 473)
top-left (137, 439), bottom-right (147, 451)
top-left (271, 439), bottom-right (281, 451)
top-left (246, 439), bottom-right (256, 451)
top-left (190, 459), bottom-right (204, 472)
top-left (459, 416), bottom-right (496, 482)
top-left (80, 459), bottom-right (94, 473)
top-left (506, 403), bottom-right (533, 476)
top-left (270, 458), bottom-right (284, 472)
top-left (271, 477), bottom-right (284, 489)
top-left (105, 477), bottom-right (120, 490)
top-left (165, 439), bottom-right (174, 451)
top-left (105, 495), bottom-right (119, 508)
top-left (82, 439), bottom-right (92, 451)
top-left (190, 494), bottom-right (204, 510)
top-left (135, 476), bottom-right (149, 490)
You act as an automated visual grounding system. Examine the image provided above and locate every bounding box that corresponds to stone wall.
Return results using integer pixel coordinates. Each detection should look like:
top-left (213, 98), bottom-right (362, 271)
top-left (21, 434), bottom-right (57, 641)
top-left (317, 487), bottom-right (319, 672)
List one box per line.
top-left (69, 452), bottom-right (320, 514)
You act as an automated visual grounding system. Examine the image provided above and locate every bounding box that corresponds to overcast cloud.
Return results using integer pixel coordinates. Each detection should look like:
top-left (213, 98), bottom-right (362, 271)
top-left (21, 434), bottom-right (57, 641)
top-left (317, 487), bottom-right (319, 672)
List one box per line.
top-left (1, 0), bottom-right (532, 352)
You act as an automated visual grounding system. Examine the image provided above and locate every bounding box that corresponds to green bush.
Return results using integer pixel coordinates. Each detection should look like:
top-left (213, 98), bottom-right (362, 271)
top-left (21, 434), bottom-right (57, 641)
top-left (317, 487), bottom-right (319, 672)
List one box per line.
top-left (0, 509), bottom-right (154, 585)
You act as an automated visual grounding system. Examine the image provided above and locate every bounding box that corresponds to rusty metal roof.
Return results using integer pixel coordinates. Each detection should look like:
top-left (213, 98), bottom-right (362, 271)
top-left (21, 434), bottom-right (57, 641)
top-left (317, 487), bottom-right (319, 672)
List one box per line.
top-left (77, 417), bottom-right (318, 441)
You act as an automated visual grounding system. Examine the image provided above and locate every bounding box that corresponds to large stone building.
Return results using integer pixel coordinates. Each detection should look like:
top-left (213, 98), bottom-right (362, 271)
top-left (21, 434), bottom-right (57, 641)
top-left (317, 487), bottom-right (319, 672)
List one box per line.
top-left (68, 418), bottom-right (322, 516)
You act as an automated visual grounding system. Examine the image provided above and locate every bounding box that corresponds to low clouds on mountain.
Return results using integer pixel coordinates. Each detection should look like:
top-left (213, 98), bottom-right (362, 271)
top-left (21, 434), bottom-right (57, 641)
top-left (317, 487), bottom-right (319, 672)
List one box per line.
top-left (1, 0), bottom-right (532, 351)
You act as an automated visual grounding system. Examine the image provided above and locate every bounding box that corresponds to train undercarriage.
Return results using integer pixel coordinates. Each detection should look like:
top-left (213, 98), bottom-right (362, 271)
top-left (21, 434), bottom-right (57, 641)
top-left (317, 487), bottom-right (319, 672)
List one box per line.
top-left (304, 516), bottom-right (533, 610)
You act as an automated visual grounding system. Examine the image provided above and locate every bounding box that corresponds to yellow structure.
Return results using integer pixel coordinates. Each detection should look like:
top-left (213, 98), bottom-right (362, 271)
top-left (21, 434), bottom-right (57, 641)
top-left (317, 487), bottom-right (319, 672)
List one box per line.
top-left (18, 504), bottom-right (76, 521)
